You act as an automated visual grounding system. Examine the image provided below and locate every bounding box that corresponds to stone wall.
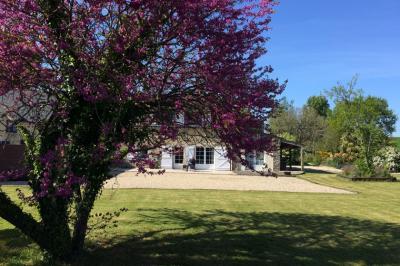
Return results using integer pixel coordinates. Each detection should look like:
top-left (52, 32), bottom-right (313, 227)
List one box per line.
top-left (271, 138), bottom-right (281, 172)
top-left (0, 145), bottom-right (25, 171)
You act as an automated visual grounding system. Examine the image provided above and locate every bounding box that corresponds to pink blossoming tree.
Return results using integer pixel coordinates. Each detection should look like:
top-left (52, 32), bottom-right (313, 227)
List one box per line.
top-left (0, 0), bottom-right (283, 261)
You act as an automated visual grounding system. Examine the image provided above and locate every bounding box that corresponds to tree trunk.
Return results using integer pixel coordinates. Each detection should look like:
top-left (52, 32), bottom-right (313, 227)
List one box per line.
top-left (38, 198), bottom-right (74, 261)
top-left (71, 182), bottom-right (102, 255)
top-left (1, 189), bottom-right (74, 260)
top-left (0, 191), bottom-right (47, 247)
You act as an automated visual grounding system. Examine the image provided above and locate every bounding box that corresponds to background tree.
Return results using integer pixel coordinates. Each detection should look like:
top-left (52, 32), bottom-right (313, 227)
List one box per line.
top-left (0, 0), bottom-right (282, 262)
top-left (270, 101), bottom-right (327, 154)
top-left (269, 98), bottom-right (297, 141)
top-left (325, 75), bottom-right (363, 104)
top-left (305, 95), bottom-right (330, 117)
top-left (297, 107), bottom-right (327, 153)
top-left (327, 82), bottom-right (397, 175)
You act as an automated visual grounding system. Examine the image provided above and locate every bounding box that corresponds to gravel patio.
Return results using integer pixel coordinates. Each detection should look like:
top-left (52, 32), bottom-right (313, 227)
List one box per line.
top-left (105, 169), bottom-right (353, 194)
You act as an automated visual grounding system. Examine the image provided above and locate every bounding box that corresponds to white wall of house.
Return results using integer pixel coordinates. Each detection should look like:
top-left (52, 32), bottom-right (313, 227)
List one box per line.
top-left (160, 145), bottom-right (283, 172)
top-left (265, 153), bottom-right (275, 170)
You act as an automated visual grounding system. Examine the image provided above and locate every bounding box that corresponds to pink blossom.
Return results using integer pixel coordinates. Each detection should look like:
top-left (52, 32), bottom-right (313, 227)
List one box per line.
top-left (0, 0), bottom-right (282, 199)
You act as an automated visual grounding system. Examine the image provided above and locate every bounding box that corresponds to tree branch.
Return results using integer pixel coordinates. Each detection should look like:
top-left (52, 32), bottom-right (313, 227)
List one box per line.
top-left (0, 189), bottom-right (49, 249)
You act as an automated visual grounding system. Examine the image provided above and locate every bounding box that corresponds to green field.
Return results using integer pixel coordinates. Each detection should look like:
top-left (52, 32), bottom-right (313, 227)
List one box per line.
top-left (391, 137), bottom-right (400, 150)
top-left (1, 173), bottom-right (400, 265)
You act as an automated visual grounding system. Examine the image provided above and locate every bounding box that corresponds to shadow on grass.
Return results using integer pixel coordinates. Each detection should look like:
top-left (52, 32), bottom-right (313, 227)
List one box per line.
top-left (0, 229), bottom-right (41, 265)
top-left (0, 229), bottom-right (33, 249)
top-left (78, 209), bottom-right (400, 266)
top-left (304, 168), bottom-right (336, 175)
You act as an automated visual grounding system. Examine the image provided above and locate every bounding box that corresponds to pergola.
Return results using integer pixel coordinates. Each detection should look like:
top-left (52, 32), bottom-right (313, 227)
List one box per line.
top-left (279, 139), bottom-right (304, 172)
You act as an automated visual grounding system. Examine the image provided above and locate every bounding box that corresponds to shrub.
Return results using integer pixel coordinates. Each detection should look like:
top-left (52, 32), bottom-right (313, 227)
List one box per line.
top-left (305, 153), bottom-right (322, 166)
top-left (373, 147), bottom-right (400, 172)
top-left (324, 157), bottom-right (344, 169)
top-left (322, 152), bottom-right (350, 169)
top-left (343, 160), bottom-right (392, 178)
top-left (373, 165), bottom-right (391, 178)
top-left (354, 159), bottom-right (374, 178)
top-left (342, 164), bottom-right (356, 177)
top-left (323, 158), bottom-right (339, 169)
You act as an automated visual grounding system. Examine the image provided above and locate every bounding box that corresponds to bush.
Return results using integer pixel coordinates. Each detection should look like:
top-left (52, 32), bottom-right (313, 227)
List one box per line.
top-left (373, 147), bottom-right (400, 172)
top-left (342, 160), bottom-right (392, 178)
top-left (304, 153), bottom-right (322, 166)
top-left (323, 157), bottom-right (344, 169)
top-left (354, 159), bottom-right (374, 178)
top-left (374, 165), bottom-right (391, 178)
top-left (315, 151), bottom-right (355, 169)
top-left (342, 164), bottom-right (356, 177)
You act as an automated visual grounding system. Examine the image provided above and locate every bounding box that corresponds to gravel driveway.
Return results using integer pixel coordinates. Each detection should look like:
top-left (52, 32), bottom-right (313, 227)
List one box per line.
top-left (105, 170), bottom-right (353, 194)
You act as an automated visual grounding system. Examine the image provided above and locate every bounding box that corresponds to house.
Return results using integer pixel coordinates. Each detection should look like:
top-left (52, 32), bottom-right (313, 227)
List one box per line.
top-left (0, 108), bottom-right (27, 170)
top-left (157, 114), bottom-right (303, 174)
top-left (159, 138), bottom-right (303, 173)
top-left (0, 108), bottom-right (304, 174)
top-left (0, 119), bottom-right (23, 145)
top-left (0, 119), bottom-right (25, 171)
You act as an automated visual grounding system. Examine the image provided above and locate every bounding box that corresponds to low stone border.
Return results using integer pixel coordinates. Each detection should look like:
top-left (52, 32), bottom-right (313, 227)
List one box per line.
top-left (338, 175), bottom-right (397, 182)
top-left (350, 177), bottom-right (397, 182)
top-left (0, 181), bottom-right (28, 186)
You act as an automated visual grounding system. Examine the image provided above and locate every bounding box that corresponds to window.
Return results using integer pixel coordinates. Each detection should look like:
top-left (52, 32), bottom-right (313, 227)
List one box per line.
top-left (6, 122), bottom-right (17, 133)
top-left (255, 152), bottom-right (264, 165)
top-left (196, 147), bottom-right (214, 165)
top-left (246, 153), bottom-right (254, 167)
top-left (206, 148), bottom-right (214, 164)
top-left (0, 140), bottom-right (10, 145)
top-left (174, 147), bottom-right (183, 164)
top-left (175, 113), bottom-right (185, 125)
top-left (195, 147), bottom-right (204, 164)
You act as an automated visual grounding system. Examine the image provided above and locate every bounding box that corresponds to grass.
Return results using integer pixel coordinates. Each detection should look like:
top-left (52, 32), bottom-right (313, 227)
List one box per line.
top-left (391, 137), bottom-right (400, 150)
top-left (1, 172), bottom-right (400, 265)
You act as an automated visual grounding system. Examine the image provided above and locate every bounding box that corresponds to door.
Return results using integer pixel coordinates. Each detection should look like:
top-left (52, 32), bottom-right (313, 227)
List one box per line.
top-left (172, 147), bottom-right (184, 169)
top-left (214, 147), bottom-right (231, 171)
top-left (185, 146), bottom-right (196, 162)
top-left (195, 147), bottom-right (215, 170)
top-left (161, 146), bottom-right (173, 169)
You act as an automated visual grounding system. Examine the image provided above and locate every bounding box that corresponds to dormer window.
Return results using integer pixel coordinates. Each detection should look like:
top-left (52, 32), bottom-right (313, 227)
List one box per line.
top-left (175, 113), bottom-right (185, 125)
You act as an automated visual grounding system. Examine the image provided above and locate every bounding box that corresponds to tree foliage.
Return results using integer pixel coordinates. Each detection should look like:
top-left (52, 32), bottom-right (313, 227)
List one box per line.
top-left (0, 0), bottom-right (282, 261)
top-left (325, 75), bottom-right (363, 104)
top-left (306, 95), bottom-right (330, 117)
top-left (270, 101), bottom-right (327, 153)
top-left (328, 95), bottom-right (397, 175)
top-left (271, 76), bottom-right (398, 174)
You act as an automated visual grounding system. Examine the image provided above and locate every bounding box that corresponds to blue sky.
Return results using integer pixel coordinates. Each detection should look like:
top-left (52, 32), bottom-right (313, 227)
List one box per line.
top-left (259, 0), bottom-right (400, 136)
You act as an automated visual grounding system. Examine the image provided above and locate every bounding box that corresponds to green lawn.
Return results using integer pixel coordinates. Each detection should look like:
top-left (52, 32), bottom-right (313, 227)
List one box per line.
top-left (391, 137), bottom-right (400, 150)
top-left (1, 173), bottom-right (400, 265)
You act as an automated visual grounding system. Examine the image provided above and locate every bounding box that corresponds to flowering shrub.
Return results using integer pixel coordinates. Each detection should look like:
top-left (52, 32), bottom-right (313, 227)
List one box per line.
top-left (308, 151), bottom-right (354, 169)
top-left (318, 151), bottom-right (331, 161)
top-left (373, 146), bottom-right (400, 172)
top-left (0, 169), bottom-right (27, 181)
top-left (339, 135), bottom-right (360, 161)
top-left (323, 152), bottom-right (354, 169)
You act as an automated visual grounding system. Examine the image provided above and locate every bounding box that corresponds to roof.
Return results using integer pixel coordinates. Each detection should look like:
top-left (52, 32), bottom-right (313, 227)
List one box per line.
top-left (279, 138), bottom-right (303, 149)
